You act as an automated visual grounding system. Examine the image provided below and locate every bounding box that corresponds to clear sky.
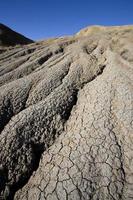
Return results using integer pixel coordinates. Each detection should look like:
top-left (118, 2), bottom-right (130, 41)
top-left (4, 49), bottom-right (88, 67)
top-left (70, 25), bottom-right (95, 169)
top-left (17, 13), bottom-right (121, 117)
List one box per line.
top-left (1, 0), bottom-right (133, 40)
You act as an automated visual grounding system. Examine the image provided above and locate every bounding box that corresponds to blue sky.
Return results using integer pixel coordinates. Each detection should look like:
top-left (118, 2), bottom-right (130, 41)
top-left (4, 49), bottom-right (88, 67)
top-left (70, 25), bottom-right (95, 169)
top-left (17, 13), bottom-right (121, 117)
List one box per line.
top-left (1, 0), bottom-right (133, 40)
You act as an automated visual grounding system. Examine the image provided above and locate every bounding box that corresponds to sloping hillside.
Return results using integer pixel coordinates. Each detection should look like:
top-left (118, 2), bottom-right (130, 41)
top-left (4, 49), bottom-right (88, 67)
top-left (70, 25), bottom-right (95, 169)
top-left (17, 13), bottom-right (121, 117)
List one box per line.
top-left (0, 23), bottom-right (33, 46)
top-left (0, 25), bottom-right (133, 200)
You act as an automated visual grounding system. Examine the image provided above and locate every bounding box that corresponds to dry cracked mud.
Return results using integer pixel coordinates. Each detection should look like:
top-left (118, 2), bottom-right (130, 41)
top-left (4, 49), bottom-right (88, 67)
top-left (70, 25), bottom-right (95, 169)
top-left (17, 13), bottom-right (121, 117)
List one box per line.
top-left (0, 25), bottom-right (133, 200)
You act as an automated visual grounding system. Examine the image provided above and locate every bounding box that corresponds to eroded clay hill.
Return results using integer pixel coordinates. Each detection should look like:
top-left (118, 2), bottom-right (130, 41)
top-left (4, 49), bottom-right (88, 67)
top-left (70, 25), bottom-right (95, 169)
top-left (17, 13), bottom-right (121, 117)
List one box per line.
top-left (0, 25), bottom-right (133, 200)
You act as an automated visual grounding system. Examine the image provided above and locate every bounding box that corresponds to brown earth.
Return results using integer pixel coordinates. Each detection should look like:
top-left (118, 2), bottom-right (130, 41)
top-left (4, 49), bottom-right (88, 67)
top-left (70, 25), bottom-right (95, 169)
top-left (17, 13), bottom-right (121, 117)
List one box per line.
top-left (0, 23), bottom-right (33, 46)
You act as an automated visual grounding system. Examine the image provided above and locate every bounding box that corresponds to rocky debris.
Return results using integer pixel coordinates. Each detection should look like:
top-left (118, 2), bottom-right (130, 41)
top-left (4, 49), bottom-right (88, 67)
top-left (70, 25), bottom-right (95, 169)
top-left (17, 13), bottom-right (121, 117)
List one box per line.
top-left (0, 25), bottom-right (133, 200)
top-left (0, 23), bottom-right (34, 46)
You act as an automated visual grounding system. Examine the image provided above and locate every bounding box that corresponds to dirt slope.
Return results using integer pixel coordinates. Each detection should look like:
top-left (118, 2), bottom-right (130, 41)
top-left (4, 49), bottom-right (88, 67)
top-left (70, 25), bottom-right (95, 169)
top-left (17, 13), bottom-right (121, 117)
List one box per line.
top-left (0, 25), bottom-right (133, 200)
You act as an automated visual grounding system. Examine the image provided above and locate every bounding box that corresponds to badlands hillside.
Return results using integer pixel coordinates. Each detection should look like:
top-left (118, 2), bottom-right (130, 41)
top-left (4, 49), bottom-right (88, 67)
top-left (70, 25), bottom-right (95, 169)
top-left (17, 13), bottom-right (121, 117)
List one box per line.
top-left (0, 24), bottom-right (133, 200)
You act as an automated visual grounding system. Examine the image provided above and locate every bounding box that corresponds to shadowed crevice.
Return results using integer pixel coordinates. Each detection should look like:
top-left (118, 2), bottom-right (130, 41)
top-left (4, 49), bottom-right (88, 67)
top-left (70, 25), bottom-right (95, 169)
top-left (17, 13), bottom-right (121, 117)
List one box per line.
top-left (58, 89), bottom-right (79, 121)
top-left (38, 52), bottom-right (53, 65)
top-left (5, 142), bottom-right (45, 200)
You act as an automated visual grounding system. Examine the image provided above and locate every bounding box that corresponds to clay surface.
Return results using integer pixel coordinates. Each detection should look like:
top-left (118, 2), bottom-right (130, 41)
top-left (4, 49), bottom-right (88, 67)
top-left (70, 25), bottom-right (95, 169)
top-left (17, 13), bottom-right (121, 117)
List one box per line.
top-left (0, 25), bottom-right (133, 200)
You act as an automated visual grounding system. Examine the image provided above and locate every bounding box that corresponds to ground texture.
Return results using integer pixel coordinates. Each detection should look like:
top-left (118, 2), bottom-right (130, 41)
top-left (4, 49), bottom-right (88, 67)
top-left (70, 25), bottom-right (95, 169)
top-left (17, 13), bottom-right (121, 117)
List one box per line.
top-left (0, 25), bottom-right (133, 200)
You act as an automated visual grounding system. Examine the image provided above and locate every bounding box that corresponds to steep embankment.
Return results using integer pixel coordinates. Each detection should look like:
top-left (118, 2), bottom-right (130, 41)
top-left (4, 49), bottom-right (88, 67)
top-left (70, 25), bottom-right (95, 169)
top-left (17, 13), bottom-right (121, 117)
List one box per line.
top-left (0, 25), bottom-right (133, 200)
